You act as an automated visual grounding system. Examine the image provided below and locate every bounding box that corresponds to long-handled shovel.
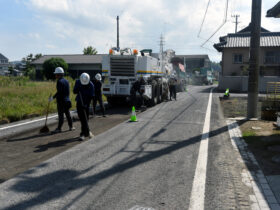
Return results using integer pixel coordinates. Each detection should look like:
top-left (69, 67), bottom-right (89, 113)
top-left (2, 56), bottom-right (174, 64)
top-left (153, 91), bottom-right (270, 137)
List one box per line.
top-left (40, 94), bottom-right (52, 133)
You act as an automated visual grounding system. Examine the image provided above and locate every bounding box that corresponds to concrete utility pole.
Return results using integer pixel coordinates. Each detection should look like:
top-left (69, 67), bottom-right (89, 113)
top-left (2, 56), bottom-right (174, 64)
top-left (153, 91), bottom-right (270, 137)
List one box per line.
top-left (232, 14), bottom-right (240, 33)
top-left (159, 34), bottom-right (164, 73)
top-left (247, 0), bottom-right (262, 119)
top-left (117, 16), bottom-right (120, 51)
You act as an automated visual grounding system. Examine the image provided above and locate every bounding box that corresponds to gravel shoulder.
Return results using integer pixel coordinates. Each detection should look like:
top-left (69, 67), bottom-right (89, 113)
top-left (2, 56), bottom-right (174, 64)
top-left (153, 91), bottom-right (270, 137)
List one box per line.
top-left (220, 96), bottom-right (280, 176)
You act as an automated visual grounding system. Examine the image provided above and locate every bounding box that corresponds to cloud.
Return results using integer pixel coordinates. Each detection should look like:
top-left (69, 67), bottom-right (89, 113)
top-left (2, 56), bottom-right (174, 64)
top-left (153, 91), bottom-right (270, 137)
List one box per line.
top-left (16, 0), bottom-right (280, 62)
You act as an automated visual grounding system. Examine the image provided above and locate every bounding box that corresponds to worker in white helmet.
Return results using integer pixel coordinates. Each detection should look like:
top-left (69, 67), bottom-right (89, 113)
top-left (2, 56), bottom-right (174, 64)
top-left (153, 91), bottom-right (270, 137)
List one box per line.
top-left (49, 67), bottom-right (74, 133)
top-left (73, 72), bottom-right (95, 140)
top-left (91, 73), bottom-right (105, 117)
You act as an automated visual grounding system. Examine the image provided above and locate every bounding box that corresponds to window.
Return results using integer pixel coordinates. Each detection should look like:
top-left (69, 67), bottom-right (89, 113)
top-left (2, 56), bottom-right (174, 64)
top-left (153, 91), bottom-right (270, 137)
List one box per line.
top-left (233, 54), bottom-right (243, 64)
top-left (265, 51), bottom-right (280, 64)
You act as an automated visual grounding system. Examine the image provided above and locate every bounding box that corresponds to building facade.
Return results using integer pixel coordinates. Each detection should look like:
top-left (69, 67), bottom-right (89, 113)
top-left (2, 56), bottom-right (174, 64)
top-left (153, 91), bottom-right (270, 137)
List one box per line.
top-left (0, 53), bottom-right (9, 75)
top-left (214, 25), bottom-right (280, 92)
top-left (32, 54), bottom-right (103, 80)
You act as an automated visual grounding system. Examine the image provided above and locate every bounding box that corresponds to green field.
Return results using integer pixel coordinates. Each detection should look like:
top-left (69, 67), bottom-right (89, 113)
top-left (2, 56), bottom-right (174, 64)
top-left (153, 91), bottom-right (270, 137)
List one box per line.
top-left (0, 76), bottom-right (76, 124)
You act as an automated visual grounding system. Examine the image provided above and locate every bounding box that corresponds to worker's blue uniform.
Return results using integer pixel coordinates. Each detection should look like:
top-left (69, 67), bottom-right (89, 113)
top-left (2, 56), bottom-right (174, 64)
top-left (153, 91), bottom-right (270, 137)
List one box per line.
top-left (53, 77), bottom-right (73, 130)
top-left (73, 79), bottom-right (95, 137)
top-left (92, 79), bottom-right (105, 116)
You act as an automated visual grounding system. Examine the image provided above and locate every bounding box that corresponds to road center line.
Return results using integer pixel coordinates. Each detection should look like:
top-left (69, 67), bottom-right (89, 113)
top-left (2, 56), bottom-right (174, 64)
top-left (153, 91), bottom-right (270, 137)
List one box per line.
top-left (189, 88), bottom-right (213, 210)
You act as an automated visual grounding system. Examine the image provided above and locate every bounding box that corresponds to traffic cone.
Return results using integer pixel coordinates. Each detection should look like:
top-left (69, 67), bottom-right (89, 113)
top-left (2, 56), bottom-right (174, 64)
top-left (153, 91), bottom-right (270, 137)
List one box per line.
top-left (130, 106), bottom-right (137, 122)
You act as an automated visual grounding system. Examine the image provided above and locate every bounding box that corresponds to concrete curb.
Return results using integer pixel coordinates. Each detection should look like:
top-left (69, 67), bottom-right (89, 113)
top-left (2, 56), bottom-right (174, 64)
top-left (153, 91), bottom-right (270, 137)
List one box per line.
top-left (227, 119), bottom-right (280, 210)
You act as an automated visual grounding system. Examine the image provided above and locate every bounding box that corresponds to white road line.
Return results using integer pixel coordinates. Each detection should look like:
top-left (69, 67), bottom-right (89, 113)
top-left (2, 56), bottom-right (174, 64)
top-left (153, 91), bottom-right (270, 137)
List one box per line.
top-left (189, 88), bottom-right (213, 210)
top-left (0, 115), bottom-right (58, 131)
top-left (0, 111), bottom-right (75, 131)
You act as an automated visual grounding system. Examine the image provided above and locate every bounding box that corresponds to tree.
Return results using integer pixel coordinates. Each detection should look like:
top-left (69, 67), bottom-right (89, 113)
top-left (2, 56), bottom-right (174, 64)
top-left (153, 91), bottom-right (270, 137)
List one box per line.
top-left (22, 53), bottom-right (42, 79)
top-left (42, 57), bottom-right (68, 80)
top-left (83, 46), bottom-right (97, 55)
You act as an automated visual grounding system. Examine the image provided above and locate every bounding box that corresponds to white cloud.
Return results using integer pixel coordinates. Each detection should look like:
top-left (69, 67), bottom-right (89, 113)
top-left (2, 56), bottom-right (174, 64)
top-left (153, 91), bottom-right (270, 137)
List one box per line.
top-left (7, 0), bottom-right (279, 62)
top-left (28, 33), bottom-right (40, 40)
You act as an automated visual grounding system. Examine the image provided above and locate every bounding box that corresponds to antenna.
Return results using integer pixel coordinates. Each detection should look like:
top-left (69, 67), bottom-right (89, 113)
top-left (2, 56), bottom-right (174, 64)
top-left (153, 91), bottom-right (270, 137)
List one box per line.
top-left (117, 16), bottom-right (120, 51)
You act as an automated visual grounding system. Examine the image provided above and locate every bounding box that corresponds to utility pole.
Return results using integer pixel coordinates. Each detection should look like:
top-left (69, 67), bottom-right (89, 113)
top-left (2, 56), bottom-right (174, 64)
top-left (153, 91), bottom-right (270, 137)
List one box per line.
top-left (117, 16), bottom-right (120, 51)
top-left (159, 34), bottom-right (164, 73)
top-left (232, 14), bottom-right (240, 33)
top-left (247, 0), bottom-right (262, 119)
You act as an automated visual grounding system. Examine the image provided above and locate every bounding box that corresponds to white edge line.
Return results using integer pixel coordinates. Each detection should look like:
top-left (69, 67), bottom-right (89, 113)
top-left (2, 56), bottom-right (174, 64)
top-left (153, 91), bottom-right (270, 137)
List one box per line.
top-left (0, 111), bottom-right (76, 131)
top-left (189, 88), bottom-right (213, 210)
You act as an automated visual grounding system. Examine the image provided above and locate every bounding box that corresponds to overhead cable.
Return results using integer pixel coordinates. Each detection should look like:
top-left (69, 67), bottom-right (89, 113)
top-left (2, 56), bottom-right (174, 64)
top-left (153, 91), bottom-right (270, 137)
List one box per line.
top-left (200, 0), bottom-right (229, 47)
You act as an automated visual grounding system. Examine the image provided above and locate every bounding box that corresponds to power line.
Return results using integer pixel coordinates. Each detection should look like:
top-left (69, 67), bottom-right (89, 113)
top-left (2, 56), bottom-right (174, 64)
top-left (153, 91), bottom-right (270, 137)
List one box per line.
top-left (200, 0), bottom-right (229, 47)
top-left (198, 0), bottom-right (212, 38)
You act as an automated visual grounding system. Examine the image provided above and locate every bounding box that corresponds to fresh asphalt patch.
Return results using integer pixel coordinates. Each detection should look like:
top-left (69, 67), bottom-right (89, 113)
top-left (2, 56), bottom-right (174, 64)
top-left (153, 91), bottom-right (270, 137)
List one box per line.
top-left (0, 106), bottom-right (133, 184)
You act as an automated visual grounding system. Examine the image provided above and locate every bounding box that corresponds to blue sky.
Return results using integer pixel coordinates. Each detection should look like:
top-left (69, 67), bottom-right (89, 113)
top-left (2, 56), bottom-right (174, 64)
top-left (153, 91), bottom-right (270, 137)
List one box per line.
top-left (1, 0), bottom-right (280, 62)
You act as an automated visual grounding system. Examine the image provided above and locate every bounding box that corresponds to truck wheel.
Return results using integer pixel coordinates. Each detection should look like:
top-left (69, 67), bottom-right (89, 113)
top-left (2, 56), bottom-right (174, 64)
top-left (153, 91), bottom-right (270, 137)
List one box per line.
top-left (148, 84), bottom-right (157, 106)
top-left (157, 84), bottom-right (162, 103)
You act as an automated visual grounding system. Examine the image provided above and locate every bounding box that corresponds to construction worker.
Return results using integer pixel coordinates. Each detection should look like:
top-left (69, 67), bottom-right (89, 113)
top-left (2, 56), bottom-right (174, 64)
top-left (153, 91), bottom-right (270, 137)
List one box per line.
top-left (92, 73), bottom-right (105, 117)
top-left (49, 67), bottom-right (74, 133)
top-left (130, 77), bottom-right (145, 108)
top-left (168, 76), bottom-right (177, 101)
top-left (73, 73), bottom-right (94, 140)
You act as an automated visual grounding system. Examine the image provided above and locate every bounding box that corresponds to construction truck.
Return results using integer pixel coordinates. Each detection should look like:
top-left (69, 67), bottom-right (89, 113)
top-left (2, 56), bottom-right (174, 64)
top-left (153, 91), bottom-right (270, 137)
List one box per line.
top-left (192, 67), bottom-right (213, 85)
top-left (102, 48), bottom-right (169, 107)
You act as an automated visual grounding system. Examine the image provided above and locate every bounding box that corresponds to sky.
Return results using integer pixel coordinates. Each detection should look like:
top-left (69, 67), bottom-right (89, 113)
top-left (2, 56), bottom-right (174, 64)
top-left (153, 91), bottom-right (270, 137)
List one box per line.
top-left (1, 0), bottom-right (280, 62)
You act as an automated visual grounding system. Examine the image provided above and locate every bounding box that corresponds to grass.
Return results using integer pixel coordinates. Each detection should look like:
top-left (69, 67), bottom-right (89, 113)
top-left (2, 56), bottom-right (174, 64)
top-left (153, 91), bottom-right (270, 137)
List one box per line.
top-left (0, 76), bottom-right (76, 123)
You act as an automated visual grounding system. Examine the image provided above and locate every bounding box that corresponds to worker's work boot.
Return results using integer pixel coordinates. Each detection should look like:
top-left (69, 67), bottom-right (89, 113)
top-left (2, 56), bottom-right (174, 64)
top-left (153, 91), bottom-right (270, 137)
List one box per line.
top-left (52, 128), bottom-right (61, 134)
top-left (89, 131), bottom-right (94, 138)
top-left (79, 135), bottom-right (85, 141)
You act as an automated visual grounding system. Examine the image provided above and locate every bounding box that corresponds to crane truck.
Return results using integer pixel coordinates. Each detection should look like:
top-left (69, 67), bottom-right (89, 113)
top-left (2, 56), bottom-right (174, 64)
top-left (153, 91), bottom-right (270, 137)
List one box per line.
top-left (102, 48), bottom-right (169, 107)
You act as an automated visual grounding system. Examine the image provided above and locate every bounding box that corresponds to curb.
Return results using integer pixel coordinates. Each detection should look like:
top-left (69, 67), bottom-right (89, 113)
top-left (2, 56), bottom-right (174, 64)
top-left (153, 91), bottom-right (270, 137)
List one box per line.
top-left (227, 119), bottom-right (280, 210)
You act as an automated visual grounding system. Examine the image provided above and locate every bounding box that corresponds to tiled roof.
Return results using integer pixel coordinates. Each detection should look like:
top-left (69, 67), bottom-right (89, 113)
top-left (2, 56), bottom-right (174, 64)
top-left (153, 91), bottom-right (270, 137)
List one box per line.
top-left (267, 2), bottom-right (280, 17)
top-left (32, 54), bottom-right (104, 64)
top-left (214, 32), bottom-right (280, 52)
top-left (0, 53), bottom-right (8, 61)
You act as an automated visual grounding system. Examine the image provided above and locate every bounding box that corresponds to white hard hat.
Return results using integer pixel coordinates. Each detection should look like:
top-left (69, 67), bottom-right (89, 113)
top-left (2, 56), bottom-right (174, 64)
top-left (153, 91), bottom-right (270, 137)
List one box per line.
top-left (54, 67), bottom-right (64, 74)
top-left (95, 73), bottom-right (102, 81)
top-left (80, 73), bottom-right (90, 85)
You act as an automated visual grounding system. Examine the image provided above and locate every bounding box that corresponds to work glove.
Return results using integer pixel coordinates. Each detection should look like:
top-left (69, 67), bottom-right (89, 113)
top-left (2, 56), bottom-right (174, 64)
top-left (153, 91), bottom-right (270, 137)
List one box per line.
top-left (48, 96), bottom-right (53, 102)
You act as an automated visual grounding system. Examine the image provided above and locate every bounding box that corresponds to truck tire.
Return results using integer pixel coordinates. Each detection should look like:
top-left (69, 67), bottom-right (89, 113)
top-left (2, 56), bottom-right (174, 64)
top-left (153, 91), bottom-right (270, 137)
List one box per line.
top-left (147, 84), bottom-right (157, 107)
top-left (157, 84), bottom-right (162, 104)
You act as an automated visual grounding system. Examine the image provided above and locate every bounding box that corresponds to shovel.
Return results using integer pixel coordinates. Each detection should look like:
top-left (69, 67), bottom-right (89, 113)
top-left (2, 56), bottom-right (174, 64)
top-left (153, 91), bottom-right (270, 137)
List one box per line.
top-left (40, 94), bottom-right (52, 133)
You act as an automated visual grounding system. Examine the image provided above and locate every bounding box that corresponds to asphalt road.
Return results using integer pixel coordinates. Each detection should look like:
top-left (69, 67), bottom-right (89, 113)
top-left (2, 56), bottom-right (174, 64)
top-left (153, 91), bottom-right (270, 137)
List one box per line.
top-left (0, 85), bottom-right (253, 210)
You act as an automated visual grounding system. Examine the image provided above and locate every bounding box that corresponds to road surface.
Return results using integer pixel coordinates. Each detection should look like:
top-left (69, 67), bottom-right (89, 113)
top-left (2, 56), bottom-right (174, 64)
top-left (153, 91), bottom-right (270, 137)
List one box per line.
top-left (0, 85), bottom-right (253, 209)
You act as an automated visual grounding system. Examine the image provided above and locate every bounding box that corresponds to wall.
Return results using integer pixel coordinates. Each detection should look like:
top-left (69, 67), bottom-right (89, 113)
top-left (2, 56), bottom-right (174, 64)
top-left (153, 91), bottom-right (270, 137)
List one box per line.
top-left (222, 47), bottom-right (280, 76)
top-left (222, 48), bottom-right (249, 76)
top-left (218, 76), bottom-right (280, 92)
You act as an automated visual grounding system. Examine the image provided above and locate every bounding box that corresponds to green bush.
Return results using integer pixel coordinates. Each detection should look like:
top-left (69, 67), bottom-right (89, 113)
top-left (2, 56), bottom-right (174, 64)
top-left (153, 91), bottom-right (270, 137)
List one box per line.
top-left (43, 57), bottom-right (68, 80)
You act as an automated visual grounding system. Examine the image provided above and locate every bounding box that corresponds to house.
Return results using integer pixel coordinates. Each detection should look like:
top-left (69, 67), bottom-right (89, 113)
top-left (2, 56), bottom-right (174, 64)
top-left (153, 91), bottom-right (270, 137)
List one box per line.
top-left (0, 53), bottom-right (9, 76)
top-left (267, 2), bottom-right (280, 18)
top-left (214, 24), bottom-right (280, 92)
top-left (32, 54), bottom-right (104, 80)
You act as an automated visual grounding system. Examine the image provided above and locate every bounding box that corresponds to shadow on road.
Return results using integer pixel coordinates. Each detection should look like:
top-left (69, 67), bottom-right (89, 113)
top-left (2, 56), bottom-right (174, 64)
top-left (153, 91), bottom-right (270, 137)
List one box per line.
top-left (2, 88), bottom-right (235, 210)
top-left (34, 137), bottom-right (81, 153)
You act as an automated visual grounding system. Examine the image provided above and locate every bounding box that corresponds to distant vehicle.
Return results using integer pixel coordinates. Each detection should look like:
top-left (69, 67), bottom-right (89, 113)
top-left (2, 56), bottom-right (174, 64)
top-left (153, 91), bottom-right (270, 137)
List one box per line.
top-left (192, 67), bottom-right (213, 85)
top-left (101, 48), bottom-right (169, 106)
